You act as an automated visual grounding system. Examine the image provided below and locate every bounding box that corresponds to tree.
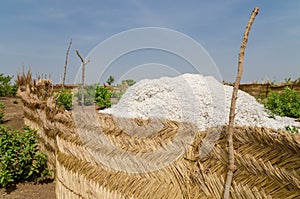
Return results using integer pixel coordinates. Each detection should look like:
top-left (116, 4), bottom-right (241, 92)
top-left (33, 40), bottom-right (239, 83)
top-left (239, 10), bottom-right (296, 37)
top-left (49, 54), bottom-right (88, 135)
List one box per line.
top-left (106, 75), bottom-right (115, 86)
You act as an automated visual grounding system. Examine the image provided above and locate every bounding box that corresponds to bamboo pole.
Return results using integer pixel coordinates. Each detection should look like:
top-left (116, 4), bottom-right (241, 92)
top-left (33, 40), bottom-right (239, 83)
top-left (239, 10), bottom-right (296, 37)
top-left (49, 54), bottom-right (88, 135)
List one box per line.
top-left (223, 7), bottom-right (259, 199)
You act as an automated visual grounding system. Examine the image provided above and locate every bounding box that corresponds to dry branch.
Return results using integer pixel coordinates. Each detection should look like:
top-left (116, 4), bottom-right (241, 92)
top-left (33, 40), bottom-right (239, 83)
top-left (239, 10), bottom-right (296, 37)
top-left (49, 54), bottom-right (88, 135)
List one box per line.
top-left (223, 7), bottom-right (259, 199)
top-left (76, 49), bottom-right (84, 63)
top-left (76, 49), bottom-right (89, 111)
top-left (62, 38), bottom-right (72, 88)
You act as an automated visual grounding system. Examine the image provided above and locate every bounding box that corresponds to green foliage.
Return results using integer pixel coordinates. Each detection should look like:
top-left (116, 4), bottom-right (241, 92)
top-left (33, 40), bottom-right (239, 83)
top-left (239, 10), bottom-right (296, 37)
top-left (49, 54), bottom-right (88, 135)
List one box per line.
top-left (284, 77), bottom-right (292, 84)
top-left (122, 79), bottom-right (136, 86)
top-left (12, 99), bottom-right (18, 104)
top-left (258, 93), bottom-right (267, 101)
top-left (0, 73), bottom-right (18, 97)
top-left (267, 111), bottom-right (275, 119)
top-left (285, 125), bottom-right (299, 133)
top-left (55, 89), bottom-right (73, 110)
top-left (75, 84), bottom-right (96, 106)
top-left (10, 84), bottom-right (18, 97)
top-left (0, 102), bottom-right (5, 124)
top-left (111, 90), bottom-right (125, 102)
top-left (0, 126), bottom-right (52, 187)
top-left (263, 87), bottom-right (300, 118)
top-left (106, 75), bottom-right (115, 86)
top-left (95, 85), bottom-right (112, 109)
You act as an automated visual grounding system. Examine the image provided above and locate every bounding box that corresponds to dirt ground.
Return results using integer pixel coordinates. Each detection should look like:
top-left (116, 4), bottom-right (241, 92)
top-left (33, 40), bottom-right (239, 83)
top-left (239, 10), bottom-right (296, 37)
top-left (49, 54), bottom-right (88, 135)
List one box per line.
top-left (0, 97), bottom-right (56, 199)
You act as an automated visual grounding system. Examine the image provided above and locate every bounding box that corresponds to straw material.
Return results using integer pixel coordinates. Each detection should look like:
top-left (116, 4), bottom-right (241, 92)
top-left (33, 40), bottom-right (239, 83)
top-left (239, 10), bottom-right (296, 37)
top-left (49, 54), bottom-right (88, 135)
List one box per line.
top-left (56, 153), bottom-right (132, 199)
top-left (17, 76), bottom-right (79, 170)
top-left (224, 82), bottom-right (300, 97)
top-left (17, 77), bottom-right (300, 198)
top-left (54, 120), bottom-right (300, 198)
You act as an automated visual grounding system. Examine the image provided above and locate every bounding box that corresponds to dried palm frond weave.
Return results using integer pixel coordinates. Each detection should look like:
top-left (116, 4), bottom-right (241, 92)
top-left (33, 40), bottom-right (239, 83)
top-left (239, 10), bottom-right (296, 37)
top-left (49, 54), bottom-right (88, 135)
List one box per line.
top-left (17, 77), bottom-right (300, 198)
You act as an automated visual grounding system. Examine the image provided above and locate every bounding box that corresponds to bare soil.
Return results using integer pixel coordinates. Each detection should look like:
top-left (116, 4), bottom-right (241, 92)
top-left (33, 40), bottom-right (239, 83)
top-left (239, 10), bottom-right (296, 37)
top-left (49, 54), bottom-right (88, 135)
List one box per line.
top-left (0, 97), bottom-right (56, 199)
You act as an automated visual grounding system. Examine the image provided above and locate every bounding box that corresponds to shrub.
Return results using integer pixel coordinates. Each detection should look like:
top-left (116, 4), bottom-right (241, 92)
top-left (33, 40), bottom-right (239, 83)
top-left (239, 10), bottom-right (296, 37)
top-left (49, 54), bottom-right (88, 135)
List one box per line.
top-left (0, 126), bottom-right (52, 187)
top-left (12, 99), bottom-right (18, 104)
top-left (0, 102), bottom-right (5, 124)
top-left (95, 85), bottom-right (112, 109)
top-left (0, 73), bottom-right (18, 97)
top-left (55, 89), bottom-right (73, 110)
top-left (10, 83), bottom-right (18, 97)
top-left (263, 87), bottom-right (300, 118)
top-left (285, 125), bottom-right (299, 133)
top-left (111, 90), bottom-right (125, 102)
top-left (75, 84), bottom-right (96, 106)
top-left (122, 79), bottom-right (136, 86)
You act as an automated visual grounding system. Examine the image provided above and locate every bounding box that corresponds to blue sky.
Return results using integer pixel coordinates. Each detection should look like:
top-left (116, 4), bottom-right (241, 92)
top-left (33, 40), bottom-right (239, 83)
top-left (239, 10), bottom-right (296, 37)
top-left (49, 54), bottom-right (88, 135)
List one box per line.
top-left (0, 0), bottom-right (299, 84)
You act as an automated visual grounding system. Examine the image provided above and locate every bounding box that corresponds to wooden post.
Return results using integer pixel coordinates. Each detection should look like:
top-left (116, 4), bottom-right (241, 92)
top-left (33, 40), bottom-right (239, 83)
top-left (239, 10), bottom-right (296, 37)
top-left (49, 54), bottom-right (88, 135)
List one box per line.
top-left (62, 38), bottom-right (72, 88)
top-left (76, 49), bottom-right (89, 112)
top-left (266, 81), bottom-right (270, 98)
top-left (223, 7), bottom-right (259, 199)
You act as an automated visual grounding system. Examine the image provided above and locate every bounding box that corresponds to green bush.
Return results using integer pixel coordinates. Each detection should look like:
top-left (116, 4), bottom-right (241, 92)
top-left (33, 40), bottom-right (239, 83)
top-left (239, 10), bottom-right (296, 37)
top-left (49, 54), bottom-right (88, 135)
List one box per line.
top-left (12, 99), bottom-right (18, 104)
top-left (285, 125), bottom-right (299, 133)
top-left (122, 79), bottom-right (136, 86)
top-left (111, 90), bottom-right (125, 102)
top-left (10, 83), bottom-right (18, 97)
top-left (95, 85), bottom-right (112, 109)
top-left (0, 73), bottom-right (18, 97)
top-left (0, 126), bottom-right (52, 187)
top-left (75, 84), bottom-right (96, 106)
top-left (263, 87), bottom-right (300, 118)
top-left (55, 89), bottom-right (73, 110)
top-left (0, 102), bottom-right (5, 124)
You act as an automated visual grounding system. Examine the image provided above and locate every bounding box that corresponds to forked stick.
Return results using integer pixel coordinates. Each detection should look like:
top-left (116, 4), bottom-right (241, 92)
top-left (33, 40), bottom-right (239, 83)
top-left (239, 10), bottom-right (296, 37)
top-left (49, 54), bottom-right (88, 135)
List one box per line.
top-left (62, 38), bottom-right (72, 88)
top-left (223, 7), bottom-right (259, 199)
top-left (76, 49), bottom-right (90, 112)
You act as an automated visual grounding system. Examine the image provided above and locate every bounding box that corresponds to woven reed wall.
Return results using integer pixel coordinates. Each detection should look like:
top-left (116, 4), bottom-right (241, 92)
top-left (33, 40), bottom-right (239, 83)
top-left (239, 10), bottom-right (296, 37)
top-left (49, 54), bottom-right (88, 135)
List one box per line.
top-left (17, 77), bottom-right (300, 198)
top-left (17, 77), bottom-right (78, 172)
top-left (224, 82), bottom-right (300, 97)
top-left (54, 116), bottom-right (300, 198)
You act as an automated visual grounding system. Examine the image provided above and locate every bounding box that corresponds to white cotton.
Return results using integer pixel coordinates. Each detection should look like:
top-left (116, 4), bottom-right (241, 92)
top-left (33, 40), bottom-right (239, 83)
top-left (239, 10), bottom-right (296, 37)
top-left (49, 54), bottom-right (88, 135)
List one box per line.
top-left (100, 74), bottom-right (300, 130)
